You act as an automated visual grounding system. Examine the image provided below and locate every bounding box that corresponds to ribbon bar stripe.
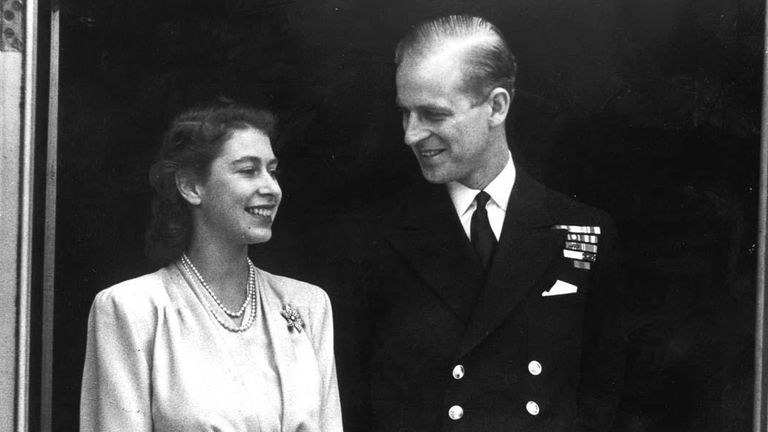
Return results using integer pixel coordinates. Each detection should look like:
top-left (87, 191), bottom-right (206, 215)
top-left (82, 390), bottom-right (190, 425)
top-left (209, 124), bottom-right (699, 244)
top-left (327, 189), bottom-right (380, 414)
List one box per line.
top-left (565, 242), bottom-right (598, 253)
top-left (553, 225), bottom-right (602, 235)
top-left (566, 233), bottom-right (599, 244)
top-left (573, 261), bottom-right (592, 270)
top-left (563, 249), bottom-right (597, 262)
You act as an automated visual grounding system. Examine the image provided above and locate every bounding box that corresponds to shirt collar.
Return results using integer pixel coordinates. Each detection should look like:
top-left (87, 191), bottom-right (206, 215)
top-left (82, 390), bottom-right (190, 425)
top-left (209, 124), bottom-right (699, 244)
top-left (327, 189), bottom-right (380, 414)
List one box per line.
top-left (446, 151), bottom-right (516, 216)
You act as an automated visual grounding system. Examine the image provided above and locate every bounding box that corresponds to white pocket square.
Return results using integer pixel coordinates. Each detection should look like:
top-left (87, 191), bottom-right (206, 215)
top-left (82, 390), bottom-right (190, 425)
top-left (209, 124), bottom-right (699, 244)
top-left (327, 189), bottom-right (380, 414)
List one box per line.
top-left (542, 280), bottom-right (578, 296)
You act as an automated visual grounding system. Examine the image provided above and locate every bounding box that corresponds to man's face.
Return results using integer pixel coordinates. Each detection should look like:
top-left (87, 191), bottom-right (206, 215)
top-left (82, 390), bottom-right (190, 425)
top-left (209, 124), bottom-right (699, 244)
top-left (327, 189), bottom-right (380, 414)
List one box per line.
top-left (396, 51), bottom-right (497, 188)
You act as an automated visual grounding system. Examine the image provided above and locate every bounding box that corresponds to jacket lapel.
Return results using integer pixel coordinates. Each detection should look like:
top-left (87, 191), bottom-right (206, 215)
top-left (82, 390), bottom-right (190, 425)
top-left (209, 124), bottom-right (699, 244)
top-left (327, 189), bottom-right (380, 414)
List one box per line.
top-left (458, 171), bottom-right (564, 357)
top-left (386, 183), bottom-right (484, 323)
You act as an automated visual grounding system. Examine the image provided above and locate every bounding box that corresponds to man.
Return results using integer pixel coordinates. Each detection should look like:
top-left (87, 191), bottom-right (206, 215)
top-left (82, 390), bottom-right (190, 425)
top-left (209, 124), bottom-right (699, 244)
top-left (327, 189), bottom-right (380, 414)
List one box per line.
top-left (341, 14), bottom-right (625, 432)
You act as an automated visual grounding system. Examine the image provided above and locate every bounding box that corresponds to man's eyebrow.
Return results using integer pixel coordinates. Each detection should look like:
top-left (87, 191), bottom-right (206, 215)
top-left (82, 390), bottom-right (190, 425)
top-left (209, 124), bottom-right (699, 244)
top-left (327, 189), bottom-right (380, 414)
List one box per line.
top-left (417, 103), bottom-right (452, 114)
top-left (395, 100), bottom-right (452, 113)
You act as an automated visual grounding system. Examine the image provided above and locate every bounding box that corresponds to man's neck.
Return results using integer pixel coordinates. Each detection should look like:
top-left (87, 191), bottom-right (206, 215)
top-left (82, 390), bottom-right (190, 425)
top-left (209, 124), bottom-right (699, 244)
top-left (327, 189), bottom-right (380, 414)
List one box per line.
top-left (460, 145), bottom-right (512, 190)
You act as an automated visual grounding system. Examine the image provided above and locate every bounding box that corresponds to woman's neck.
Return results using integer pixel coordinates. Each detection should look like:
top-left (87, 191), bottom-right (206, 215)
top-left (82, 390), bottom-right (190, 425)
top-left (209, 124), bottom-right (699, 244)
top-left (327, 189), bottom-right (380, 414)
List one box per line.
top-left (185, 234), bottom-right (250, 306)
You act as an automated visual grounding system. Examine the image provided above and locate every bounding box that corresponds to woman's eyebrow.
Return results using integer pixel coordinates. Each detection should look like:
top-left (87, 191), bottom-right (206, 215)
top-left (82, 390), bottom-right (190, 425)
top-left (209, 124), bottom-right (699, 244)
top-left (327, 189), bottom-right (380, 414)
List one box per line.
top-left (231, 156), bottom-right (260, 166)
top-left (231, 156), bottom-right (279, 166)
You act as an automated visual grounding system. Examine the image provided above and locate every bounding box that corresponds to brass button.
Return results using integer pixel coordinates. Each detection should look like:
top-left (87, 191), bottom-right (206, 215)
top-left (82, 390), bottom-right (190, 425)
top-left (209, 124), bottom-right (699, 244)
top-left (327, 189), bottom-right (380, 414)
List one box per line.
top-left (528, 360), bottom-right (542, 376)
top-left (526, 401), bottom-right (540, 416)
top-left (452, 364), bottom-right (465, 380)
top-left (448, 405), bottom-right (464, 420)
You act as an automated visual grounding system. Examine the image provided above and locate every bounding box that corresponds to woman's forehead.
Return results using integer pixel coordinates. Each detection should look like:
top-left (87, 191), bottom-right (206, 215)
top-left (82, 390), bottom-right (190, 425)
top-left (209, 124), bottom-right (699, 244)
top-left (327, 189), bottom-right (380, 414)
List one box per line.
top-left (221, 128), bottom-right (273, 156)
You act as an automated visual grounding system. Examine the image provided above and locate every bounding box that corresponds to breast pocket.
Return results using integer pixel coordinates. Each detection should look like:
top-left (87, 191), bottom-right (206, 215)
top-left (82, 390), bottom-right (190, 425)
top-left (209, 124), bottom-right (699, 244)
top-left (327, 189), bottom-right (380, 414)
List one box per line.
top-left (528, 278), bottom-right (588, 345)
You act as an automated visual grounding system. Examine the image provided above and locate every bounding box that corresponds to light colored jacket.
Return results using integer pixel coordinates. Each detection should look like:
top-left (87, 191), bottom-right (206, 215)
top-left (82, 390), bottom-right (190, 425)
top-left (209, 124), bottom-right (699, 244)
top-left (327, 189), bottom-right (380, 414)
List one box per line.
top-left (80, 261), bottom-right (342, 432)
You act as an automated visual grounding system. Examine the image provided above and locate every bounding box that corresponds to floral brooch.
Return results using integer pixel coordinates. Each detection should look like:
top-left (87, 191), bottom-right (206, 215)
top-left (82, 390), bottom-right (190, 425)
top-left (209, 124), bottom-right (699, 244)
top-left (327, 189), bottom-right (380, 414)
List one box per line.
top-left (280, 304), bottom-right (305, 333)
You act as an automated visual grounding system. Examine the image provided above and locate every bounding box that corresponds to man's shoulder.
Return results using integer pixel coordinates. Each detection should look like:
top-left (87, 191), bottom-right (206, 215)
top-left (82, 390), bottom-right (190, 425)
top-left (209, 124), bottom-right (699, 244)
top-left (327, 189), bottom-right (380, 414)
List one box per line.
top-left (539, 182), bottom-right (613, 224)
top-left (526, 176), bottom-right (619, 244)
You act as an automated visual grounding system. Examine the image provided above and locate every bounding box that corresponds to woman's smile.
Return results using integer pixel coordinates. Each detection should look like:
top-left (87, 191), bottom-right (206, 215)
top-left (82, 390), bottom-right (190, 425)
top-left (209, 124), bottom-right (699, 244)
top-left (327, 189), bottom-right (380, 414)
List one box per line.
top-left (246, 205), bottom-right (277, 220)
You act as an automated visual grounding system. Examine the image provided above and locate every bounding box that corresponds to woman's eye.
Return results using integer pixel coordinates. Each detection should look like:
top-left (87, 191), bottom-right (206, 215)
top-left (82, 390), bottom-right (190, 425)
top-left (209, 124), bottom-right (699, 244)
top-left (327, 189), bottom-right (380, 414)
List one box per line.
top-left (238, 167), bottom-right (257, 175)
top-left (269, 169), bottom-right (281, 179)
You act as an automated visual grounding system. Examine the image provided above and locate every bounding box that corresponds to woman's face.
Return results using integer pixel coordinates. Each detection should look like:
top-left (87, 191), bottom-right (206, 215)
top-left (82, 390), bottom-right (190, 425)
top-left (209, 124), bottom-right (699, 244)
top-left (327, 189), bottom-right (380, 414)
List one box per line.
top-left (194, 127), bottom-right (281, 245)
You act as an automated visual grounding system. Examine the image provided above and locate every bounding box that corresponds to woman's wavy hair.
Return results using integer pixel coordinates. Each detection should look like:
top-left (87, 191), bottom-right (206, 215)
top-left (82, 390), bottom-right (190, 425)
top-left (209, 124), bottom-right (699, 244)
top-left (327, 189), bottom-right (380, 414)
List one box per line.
top-left (145, 101), bottom-right (276, 265)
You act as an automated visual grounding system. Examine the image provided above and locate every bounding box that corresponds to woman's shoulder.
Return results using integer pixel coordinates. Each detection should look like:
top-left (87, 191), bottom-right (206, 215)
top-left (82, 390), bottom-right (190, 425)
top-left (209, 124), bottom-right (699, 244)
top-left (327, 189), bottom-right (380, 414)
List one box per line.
top-left (91, 266), bottom-right (176, 316)
top-left (258, 269), bottom-right (330, 310)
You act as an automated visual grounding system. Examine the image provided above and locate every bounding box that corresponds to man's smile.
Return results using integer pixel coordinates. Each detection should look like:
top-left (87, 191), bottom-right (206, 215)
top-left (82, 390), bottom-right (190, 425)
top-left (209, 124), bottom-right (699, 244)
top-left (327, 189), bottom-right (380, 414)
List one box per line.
top-left (416, 148), bottom-right (446, 159)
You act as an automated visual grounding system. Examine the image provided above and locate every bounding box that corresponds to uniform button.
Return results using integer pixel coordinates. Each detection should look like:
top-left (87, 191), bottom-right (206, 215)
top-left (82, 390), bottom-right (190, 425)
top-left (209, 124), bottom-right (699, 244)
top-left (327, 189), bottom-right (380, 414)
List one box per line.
top-left (526, 401), bottom-right (540, 416)
top-left (528, 360), bottom-right (542, 376)
top-left (452, 364), bottom-right (465, 379)
top-left (448, 405), bottom-right (464, 420)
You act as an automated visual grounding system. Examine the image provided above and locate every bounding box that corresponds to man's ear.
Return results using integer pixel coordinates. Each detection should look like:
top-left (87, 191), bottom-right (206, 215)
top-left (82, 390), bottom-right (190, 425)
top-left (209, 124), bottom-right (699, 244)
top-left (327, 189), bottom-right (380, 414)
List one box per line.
top-left (176, 171), bottom-right (203, 206)
top-left (488, 87), bottom-right (511, 128)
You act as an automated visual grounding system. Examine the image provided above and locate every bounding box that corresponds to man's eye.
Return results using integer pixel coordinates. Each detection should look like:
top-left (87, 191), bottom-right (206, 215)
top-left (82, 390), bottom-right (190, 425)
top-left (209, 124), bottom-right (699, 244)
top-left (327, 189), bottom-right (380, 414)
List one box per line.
top-left (422, 111), bottom-right (447, 121)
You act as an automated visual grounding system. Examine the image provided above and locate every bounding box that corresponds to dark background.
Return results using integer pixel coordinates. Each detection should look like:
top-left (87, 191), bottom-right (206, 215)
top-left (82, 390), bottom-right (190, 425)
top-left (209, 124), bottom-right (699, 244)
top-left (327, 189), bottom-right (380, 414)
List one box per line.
top-left (54, 0), bottom-right (763, 430)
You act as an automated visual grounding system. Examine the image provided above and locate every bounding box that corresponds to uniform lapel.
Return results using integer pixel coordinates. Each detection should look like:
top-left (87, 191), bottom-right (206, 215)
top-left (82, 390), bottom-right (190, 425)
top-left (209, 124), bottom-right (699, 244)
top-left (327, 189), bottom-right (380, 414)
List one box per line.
top-left (386, 183), bottom-right (484, 323)
top-left (458, 171), bottom-right (564, 357)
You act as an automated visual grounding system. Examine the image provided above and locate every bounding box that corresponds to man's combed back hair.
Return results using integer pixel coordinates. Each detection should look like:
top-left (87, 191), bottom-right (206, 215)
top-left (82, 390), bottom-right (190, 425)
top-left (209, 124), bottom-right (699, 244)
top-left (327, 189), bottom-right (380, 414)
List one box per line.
top-left (395, 15), bottom-right (517, 100)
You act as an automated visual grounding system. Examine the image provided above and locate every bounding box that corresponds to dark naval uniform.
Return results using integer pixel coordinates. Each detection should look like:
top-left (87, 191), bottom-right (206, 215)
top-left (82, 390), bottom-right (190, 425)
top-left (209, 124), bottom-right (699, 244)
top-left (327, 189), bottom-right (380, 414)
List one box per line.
top-left (341, 170), bottom-right (625, 432)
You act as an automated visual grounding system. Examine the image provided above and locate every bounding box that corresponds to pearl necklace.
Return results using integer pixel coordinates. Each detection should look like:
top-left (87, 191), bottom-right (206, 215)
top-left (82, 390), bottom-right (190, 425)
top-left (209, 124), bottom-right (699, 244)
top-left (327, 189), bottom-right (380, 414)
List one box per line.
top-left (180, 253), bottom-right (257, 333)
top-left (181, 253), bottom-right (251, 317)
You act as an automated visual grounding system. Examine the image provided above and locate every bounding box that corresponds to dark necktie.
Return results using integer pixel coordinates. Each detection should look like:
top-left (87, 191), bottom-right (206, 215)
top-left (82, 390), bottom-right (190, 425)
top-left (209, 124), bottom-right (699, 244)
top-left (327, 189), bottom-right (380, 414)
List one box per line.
top-left (470, 191), bottom-right (497, 269)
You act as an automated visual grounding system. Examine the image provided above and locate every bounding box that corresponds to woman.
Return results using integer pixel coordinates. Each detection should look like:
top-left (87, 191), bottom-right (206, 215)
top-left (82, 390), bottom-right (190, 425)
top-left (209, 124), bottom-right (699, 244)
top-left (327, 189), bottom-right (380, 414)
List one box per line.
top-left (80, 103), bottom-right (342, 431)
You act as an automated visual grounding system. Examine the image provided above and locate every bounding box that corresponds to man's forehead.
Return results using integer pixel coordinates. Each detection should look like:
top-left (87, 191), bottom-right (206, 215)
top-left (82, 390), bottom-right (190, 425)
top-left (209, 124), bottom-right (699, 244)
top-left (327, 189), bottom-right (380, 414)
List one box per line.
top-left (395, 95), bottom-right (452, 111)
top-left (396, 58), bottom-right (471, 109)
top-left (395, 70), bottom-right (459, 105)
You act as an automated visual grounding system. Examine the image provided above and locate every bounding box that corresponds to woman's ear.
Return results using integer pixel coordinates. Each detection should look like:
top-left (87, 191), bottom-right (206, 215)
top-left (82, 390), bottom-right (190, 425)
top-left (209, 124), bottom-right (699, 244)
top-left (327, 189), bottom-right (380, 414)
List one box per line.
top-left (488, 87), bottom-right (511, 128)
top-left (176, 171), bottom-right (203, 206)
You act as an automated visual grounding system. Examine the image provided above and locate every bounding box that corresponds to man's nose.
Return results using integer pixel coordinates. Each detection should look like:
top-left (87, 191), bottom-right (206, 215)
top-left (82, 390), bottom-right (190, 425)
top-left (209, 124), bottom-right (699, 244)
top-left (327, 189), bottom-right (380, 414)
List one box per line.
top-left (403, 114), bottom-right (430, 146)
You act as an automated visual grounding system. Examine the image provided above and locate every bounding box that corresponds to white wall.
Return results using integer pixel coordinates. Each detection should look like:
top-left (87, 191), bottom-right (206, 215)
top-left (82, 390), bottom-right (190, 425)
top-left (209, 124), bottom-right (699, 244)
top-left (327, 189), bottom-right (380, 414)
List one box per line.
top-left (1, 0), bottom-right (40, 429)
top-left (0, 49), bottom-right (23, 430)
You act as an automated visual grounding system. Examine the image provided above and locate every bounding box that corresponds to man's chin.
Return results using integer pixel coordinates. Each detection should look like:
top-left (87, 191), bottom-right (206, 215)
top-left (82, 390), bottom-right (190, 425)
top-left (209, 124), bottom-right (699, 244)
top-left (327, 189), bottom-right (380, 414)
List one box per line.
top-left (420, 168), bottom-right (452, 185)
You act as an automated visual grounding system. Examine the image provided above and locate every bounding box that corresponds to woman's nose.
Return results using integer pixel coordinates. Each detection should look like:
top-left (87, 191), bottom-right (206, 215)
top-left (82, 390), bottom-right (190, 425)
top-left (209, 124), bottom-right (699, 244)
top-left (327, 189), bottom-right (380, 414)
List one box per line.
top-left (258, 172), bottom-right (281, 198)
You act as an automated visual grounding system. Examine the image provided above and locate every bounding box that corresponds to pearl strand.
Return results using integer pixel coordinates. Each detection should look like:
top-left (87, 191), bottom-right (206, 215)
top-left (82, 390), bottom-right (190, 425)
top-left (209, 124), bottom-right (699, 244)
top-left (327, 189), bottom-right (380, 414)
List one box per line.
top-left (181, 253), bottom-right (249, 318)
top-left (180, 254), bottom-right (258, 333)
top-left (206, 264), bottom-right (257, 333)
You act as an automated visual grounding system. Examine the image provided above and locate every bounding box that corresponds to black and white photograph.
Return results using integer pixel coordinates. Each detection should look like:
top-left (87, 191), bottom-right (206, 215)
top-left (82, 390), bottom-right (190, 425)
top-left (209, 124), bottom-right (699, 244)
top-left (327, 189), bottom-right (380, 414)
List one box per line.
top-left (0, 0), bottom-right (765, 431)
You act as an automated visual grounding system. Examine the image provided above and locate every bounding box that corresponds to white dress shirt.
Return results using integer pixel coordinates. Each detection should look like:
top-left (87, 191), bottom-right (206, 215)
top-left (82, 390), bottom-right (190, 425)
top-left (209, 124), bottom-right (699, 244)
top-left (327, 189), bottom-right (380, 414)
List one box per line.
top-left (446, 151), bottom-right (516, 241)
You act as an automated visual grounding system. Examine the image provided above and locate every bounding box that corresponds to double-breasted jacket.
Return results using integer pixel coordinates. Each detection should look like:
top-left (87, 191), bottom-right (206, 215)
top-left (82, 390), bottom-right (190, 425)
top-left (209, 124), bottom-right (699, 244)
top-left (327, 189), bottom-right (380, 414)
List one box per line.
top-left (337, 170), bottom-right (625, 432)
